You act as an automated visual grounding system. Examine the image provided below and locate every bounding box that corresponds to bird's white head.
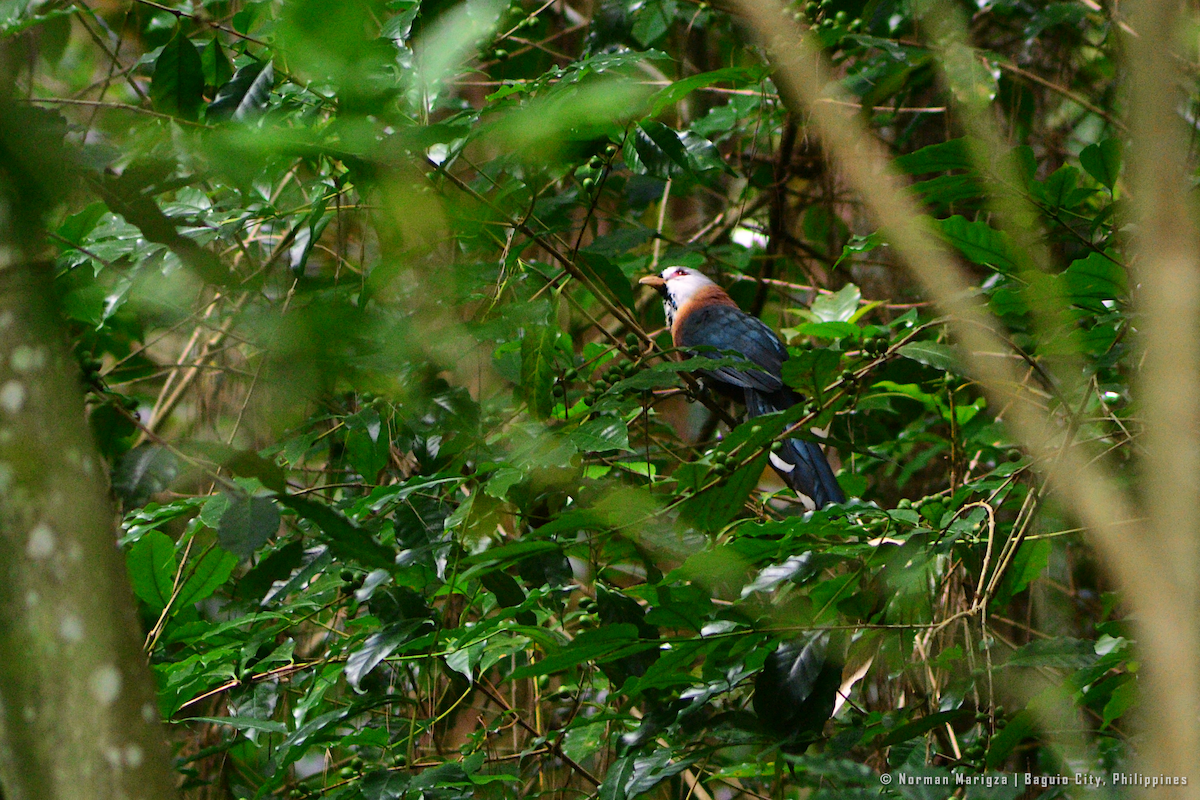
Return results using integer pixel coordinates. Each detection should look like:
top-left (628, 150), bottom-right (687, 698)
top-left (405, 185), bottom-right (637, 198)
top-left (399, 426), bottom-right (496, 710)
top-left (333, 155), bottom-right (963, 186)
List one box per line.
top-left (638, 266), bottom-right (717, 326)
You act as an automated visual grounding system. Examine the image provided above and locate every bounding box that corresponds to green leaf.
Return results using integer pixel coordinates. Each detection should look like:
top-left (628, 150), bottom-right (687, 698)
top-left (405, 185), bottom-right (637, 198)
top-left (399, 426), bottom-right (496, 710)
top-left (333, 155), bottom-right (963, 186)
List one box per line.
top-left (126, 530), bottom-right (177, 612)
top-left (909, 174), bottom-right (984, 208)
top-left (935, 215), bottom-right (1019, 273)
top-left (994, 538), bottom-right (1050, 603)
top-left (1060, 251), bottom-right (1126, 309)
top-left (345, 407), bottom-right (390, 479)
top-left (632, 120), bottom-right (692, 179)
top-left (277, 495), bottom-right (396, 569)
top-left (985, 710), bottom-right (1035, 768)
top-left (175, 547), bottom-right (239, 608)
top-left (629, 120), bottom-right (727, 181)
top-left (183, 715), bottom-right (287, 734)
top-left (200, 38), bottom-right (233, 88)
top-left (112, 444), bottom-right (180, 509)
top-left (578, 251), bottom-right (636, 308)
top-left (878, 709), bottom-right (972, 746)
top-left (600, 749), bottom-right (693, 800)
top-left (631, 0), bottom-right (677, 47)
top-left (647, 66), bottom-right (765, 116)
top-left (1102, 676), bottom-right (1136, 728)
top-left (896, 341), bottom-right (961, 373)
top-left (833, 231), bottom-right (883, 269)
top-left (740, 553), bottom-right (816, 597)
top-left (217, 495), bottom-right (280, 558)
top-left (679, 452), bottom-right (767, 532)
top-left (895, 138), bottom-right (972, 175)
top-left (150, 26), bottom-right (205, 120)
top-left (1005, 638), bottom-right (1098, 670)
top-left (345, 620), bottom-right (426, 691)
top-left (569, 417), bottom-right (632, 452)
top-left (810, 284), bottom-right (861, 323)
top-left (521, 323), bottom-right (557, 419)
top-left (780, 348), bottom-right (841, 399)
top-left (208, 60), bottom-right (274, 122)
top-left (1080, 138), bottom-right (1123, 191)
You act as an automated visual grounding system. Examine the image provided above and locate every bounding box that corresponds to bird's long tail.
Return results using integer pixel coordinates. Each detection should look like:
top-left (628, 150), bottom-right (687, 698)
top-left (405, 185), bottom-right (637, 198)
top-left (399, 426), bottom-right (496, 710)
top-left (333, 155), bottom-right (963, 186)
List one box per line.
top-left (746, 388), bottom-right (845, 509)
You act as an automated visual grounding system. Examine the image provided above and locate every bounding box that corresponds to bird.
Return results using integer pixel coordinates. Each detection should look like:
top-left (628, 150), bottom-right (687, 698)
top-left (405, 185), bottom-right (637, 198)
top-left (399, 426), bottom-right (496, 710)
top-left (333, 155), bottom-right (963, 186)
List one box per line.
top-left (639, 266), bottom-right (844, 509)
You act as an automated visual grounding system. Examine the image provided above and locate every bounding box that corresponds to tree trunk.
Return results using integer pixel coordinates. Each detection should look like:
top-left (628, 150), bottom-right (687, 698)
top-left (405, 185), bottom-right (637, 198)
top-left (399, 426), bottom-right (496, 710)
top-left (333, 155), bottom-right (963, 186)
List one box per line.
top-left (0, 89), bottom-right (179, 799)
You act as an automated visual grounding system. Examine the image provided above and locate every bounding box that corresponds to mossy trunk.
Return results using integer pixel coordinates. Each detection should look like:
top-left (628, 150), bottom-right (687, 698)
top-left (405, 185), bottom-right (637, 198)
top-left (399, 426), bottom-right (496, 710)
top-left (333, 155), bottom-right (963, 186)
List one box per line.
top-left (0, 90), bottom-right (178, 799)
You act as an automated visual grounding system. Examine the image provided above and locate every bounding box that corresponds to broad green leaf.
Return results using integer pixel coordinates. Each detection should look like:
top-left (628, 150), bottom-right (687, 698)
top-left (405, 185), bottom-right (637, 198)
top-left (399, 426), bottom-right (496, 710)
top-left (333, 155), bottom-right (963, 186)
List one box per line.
top-left (346, 620), bottom-right (426, 690)
top-left (896, 341), bottom-right (961, 373)
top-left (1080, 138), bottom-right (1123, 191)
top-left (833, 230), bottom-right (883, 269)
top-left (1005, 638), bottom-right (1098, 670)
top-left (679, 453), bottom-right (768, 532)
top-left (895, 138), bottom-right (972, 175)
top-left (182, 716), bottom-right (287, 734)
top-left (569, 417), bottom-right (632, 452)
top-left (631, 0), bottom-right (677, 47)
top-left (985, 710), bottom-right (1036, 768)
top-left (126, 530), bottom-right (177, 612)
top-left (1102, 676), bottom-right (1136, 728)
top-left (600, 749), bottom-right (693, 800)
top-left (909, 174), bottom-right (984, 208)
top-left (217, 495), bottom-right (280, 558)
top-left (780, 348), bottom-right (841, 399)
top-left (878, 709), bottom-right (972, 746)
top-left (200, 38), bottom-right (233, 88)
top-left (112, 444), bottom-right (180, 509)
top-left (935, 215), bottom-right (1019, 273)
top-left (208, 60), bottom-right (274, 122)
top-left (345, 407), bottom-right (390, 479)
top-left (277, 495), bottom-right (396, 569)
top-left (1060, 251), bottom-right (1126, 309)
top-left (578, 251), bottom-right (636, 308)
top-left (150, 26), bottom-right (205, 120)
top-left (993, 538), bottom-right (1050, 603)
top-left (521, 323), bottom-right (557, 419)
top-left (175, 547), bottom-right (239, 608)
top-left (740, 553), bottom-right (816, 597)
top-left (810, 284), bottom-right (861, 323)
top-left (647, 66), bottom-right (765, 116)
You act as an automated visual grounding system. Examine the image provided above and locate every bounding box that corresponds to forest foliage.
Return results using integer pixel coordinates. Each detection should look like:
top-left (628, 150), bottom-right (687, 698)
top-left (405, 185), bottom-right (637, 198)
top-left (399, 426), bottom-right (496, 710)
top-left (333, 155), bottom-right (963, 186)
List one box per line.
top-left (0, 0), bottom-right (1157, 795)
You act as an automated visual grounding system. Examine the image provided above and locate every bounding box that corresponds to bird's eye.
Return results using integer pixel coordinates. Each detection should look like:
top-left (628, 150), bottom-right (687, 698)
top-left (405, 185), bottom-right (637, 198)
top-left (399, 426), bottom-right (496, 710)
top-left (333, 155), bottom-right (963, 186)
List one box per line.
top-left (671, 268), bottom-right (688, 278)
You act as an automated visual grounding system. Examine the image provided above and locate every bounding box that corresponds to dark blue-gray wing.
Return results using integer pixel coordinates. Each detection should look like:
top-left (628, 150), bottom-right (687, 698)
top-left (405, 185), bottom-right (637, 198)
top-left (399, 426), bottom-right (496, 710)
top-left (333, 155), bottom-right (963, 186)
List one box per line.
top-left (676, 304), bottom-right (787, 392)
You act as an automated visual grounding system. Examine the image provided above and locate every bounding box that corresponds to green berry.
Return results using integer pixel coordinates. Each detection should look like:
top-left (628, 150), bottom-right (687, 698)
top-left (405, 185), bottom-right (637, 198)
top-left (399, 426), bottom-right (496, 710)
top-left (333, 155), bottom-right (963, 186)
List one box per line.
top-left (493, 48), bottom-right (509, 60)
top-left (625, 333), bottom-right (639, 348)
top-left (589, 156), bottom-right (603, 169)
top-left (351, 756), bottom-right (365, 770)
top-left (605, 143), bottom-right (618, 156)
top-left (339, 766), bottom-right (355, 779)
top-left (564, 368), bottom-right (578, 381)
top-left (340, 569), bottom-right (355, 582)
top-left (581, 177), bottom-right (595, 191)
